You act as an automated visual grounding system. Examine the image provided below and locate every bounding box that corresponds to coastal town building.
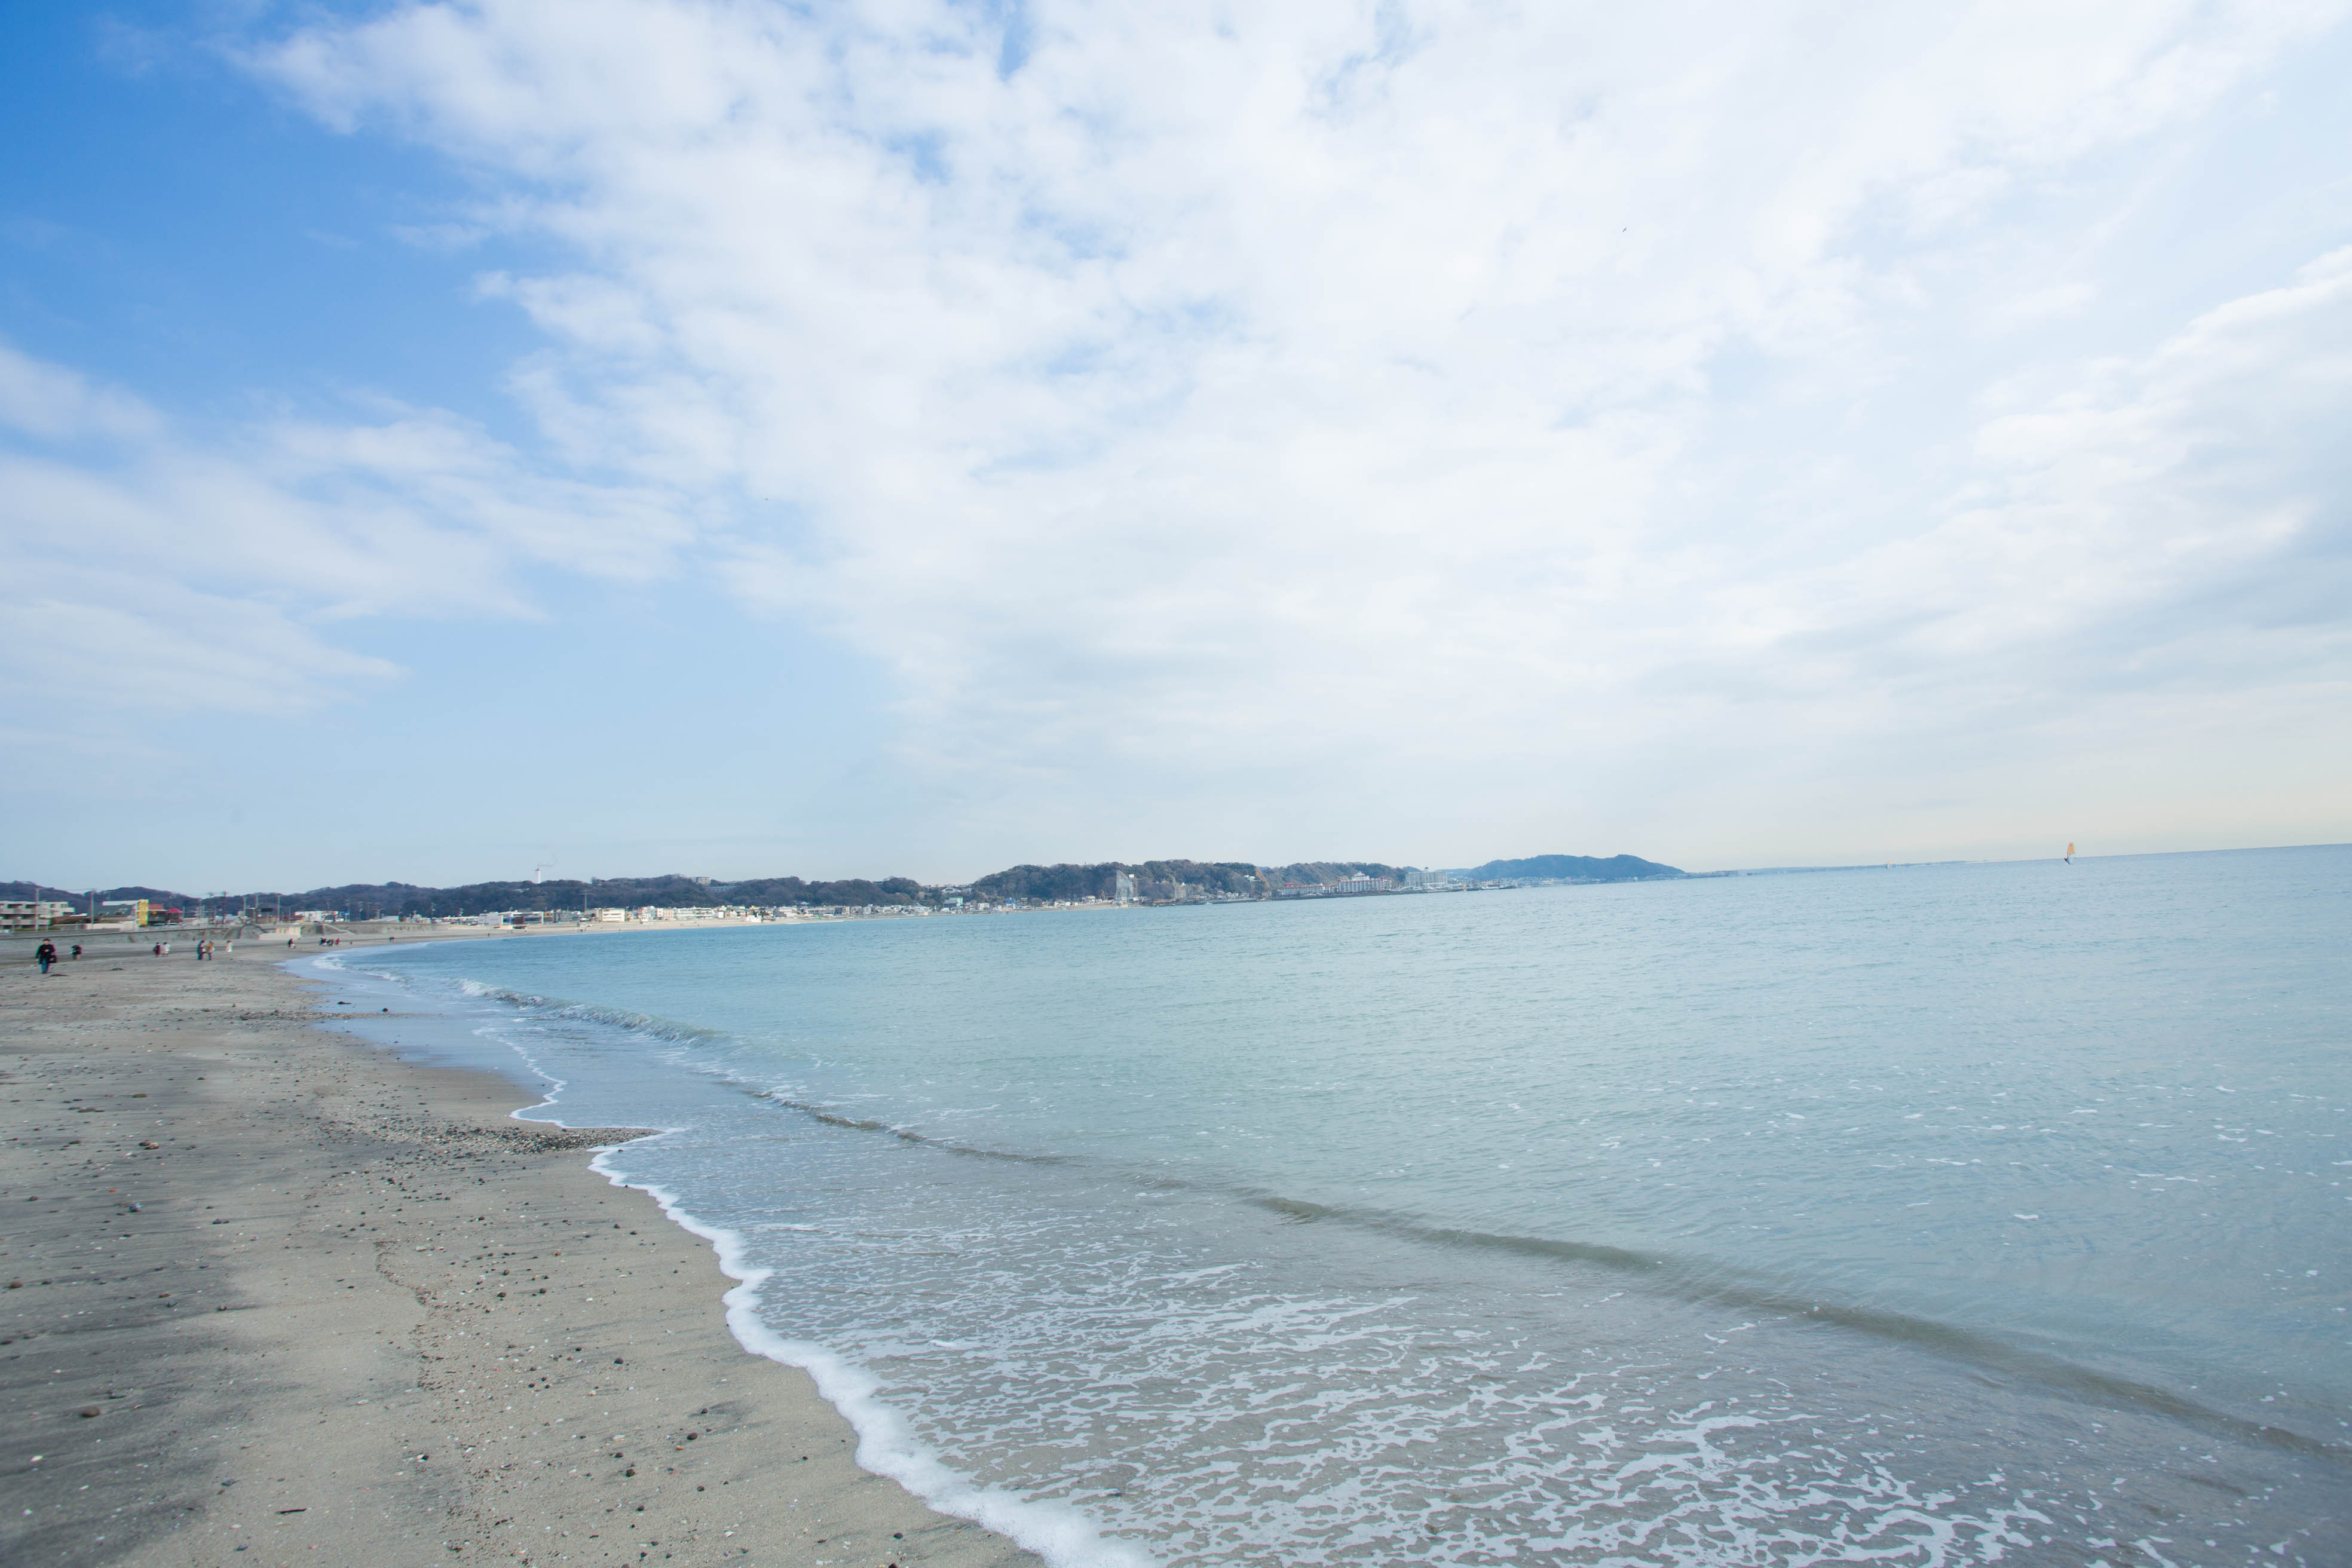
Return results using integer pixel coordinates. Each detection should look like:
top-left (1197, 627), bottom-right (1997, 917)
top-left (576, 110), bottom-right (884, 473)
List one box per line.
top-left (1274, 874), bottom-right (1398, 898)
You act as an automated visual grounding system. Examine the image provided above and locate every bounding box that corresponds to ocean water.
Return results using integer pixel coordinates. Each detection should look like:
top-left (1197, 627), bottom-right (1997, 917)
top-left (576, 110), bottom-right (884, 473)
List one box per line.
top-left (305, 847), bottom-right (2351, 1567)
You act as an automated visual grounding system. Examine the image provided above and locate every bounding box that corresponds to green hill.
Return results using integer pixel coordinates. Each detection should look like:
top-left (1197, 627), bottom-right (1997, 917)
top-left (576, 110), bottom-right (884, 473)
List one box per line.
top-left (1463, 853), bottom-right (1683, 881)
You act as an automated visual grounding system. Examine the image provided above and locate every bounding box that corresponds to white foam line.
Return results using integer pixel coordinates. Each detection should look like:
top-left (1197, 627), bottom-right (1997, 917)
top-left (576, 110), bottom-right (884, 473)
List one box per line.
top-left (295, 950), bottom-right (1153, 1566)
top-left (586, 1153), bottom-right (1158, 1568)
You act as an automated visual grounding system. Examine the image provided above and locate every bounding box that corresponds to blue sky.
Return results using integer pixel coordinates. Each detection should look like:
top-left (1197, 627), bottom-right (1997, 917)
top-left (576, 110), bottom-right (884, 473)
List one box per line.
top-left (4, 1), bottom-right (2348, 891)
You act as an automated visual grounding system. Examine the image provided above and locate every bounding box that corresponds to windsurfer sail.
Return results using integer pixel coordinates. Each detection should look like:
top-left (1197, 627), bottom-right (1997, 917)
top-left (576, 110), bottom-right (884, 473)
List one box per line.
top-left (2065, 842), bottom-right (2075, 863)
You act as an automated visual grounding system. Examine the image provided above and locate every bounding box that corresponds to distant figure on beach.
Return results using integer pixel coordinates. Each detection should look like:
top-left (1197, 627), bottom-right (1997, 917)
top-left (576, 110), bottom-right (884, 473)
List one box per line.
top-left (36, 939), bottom-right (57, 974)
top-left (69, 944), bottom-right (81, 959)
top-left (152, 942), bottom-right (162, 956)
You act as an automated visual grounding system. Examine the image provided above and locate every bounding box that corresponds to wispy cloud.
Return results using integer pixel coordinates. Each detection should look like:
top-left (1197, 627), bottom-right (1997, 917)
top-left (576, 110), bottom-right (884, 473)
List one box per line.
top-left (0, 340), bottom-right (694, 713)
top-left (238, 0), bottom-right (2352, 859)
top-left (16, 0), bottom-right (2343, 867)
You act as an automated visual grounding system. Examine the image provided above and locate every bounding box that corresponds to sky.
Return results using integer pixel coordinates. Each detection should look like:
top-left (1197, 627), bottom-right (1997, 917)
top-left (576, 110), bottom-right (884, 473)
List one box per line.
top-left (3, 0), bottom-right (2348, 891)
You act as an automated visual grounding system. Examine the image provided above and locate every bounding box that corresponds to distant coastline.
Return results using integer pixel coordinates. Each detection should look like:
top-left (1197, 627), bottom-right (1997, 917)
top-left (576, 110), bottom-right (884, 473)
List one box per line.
top-left (4, 850), bottom-right (1686, 929)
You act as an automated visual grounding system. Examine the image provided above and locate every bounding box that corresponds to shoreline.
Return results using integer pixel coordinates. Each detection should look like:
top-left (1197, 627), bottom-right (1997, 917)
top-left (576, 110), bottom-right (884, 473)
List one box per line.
top-left (1, 946), bottom-right (1041, 1568)
top-left (1, 909), bottom-right (1114, 969)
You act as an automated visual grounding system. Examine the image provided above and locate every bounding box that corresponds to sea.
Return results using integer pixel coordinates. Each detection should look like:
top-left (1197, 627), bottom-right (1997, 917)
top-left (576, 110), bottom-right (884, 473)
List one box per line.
top-left (299, 846), bottom-right (2350, 1568)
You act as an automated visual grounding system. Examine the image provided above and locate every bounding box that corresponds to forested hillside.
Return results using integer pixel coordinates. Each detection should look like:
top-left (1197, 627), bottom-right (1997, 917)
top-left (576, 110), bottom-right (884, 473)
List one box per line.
top-left (1463, 854), bottom-right (1683, 881)
top-left (966, 860), bottom-right (1264, 901)
top-left (10, 850), bottom-right (1687, 917)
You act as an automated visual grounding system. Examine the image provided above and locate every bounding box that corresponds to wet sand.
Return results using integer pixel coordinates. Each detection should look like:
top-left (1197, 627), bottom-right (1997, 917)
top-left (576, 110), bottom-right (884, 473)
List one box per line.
top-left (0, 945), bottom-right (1040, 1568)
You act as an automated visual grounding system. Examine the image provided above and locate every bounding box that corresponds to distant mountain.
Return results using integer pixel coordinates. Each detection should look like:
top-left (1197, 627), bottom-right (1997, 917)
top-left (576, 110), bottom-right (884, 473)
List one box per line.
top-left (0, 874), bottom-right (934, 920)
top-left (9, 853), bottom-right (1683, 918)
top-left (1, 882), bottom-right (195, 908)
top-left (966, 860), bottom-right (1263, 902)
top-left (271, 874), bottom-right (929, 916)
top-left (1462, 853), bottom-right (1683, 882)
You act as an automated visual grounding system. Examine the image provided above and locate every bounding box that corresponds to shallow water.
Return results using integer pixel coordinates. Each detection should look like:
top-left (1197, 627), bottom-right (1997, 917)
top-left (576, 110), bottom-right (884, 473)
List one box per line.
top-left (309, 846), bottom-right (2351, 1567)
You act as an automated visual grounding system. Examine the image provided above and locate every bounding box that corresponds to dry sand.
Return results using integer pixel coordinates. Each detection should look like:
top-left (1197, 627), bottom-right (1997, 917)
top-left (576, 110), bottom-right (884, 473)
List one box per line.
top-left (1, 944), bottom-right (1042, 1568)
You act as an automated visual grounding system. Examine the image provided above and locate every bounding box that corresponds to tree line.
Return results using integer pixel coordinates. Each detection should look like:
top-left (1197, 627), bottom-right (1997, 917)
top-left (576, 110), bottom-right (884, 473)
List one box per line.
top-left (8, 853), bottom-right (1681, 920)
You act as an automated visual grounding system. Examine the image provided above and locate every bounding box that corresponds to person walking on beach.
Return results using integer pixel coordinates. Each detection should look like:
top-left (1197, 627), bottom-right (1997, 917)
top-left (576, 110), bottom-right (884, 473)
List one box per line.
top-left (69, 943), bottom-right (81, 959)
top-left (36, 939), bottom-right (57, 975)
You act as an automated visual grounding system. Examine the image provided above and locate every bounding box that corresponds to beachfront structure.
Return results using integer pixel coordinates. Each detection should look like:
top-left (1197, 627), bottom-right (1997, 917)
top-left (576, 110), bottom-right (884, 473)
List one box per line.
top-left (1113, 871), bottom-right (1138, 904)
top-left (2, 899), bottom-right (77, 930)
top-left (1275, 874), bottom-right (1398, 898)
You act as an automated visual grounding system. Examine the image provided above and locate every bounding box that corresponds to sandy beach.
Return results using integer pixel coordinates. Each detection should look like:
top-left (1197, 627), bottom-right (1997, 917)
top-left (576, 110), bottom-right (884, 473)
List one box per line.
top-left (1, 942), bottom-right (1041, 1568)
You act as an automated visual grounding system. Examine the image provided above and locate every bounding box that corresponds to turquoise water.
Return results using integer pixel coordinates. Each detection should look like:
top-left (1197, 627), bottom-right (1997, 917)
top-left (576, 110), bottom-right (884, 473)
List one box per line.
top-left (313, 846), bottom-right (2351, 1567)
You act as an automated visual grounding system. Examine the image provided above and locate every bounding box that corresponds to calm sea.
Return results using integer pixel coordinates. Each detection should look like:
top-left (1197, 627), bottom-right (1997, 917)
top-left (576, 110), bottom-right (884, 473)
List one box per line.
top-left (308, 846), bottom-right (2350, 1567)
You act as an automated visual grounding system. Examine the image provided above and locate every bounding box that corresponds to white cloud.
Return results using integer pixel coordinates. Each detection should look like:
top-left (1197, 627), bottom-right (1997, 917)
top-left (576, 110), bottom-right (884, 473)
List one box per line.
top-left (0, 342), bottom-right (160, 443)
top-left (0, 344), bottom-right (697, 715)
top-left (0, 566), bottom-right (401, 717)
top-left (75, 0), bottom-right (2352, 861)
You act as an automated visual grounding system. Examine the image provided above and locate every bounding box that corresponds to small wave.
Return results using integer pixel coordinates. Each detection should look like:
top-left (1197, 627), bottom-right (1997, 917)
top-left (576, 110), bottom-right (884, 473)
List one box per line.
top-left (584, 1157), bottom-right (1157, 1568)
top-left (726, 1098), bottom-right (2345, 1465)
top-left (548, 999), bottom-right (728, 1047)
top-left (1243, 1195), bottom-right (2350, 1463)
top-left (758, 1093), bottom-right (1074, 1163)
top-left (449, 978), bottom-right (730, 1048)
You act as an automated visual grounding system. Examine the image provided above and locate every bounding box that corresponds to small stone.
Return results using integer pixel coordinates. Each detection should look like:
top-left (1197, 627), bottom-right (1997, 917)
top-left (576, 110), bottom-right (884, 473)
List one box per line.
top-left (76, 1406), bottom-right (101, 1419)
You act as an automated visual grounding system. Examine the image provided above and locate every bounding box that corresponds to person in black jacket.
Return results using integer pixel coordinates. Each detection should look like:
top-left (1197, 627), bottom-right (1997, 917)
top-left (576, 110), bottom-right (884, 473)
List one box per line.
top-left (35, 939), bottom-right (58, 974)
